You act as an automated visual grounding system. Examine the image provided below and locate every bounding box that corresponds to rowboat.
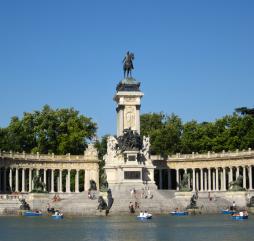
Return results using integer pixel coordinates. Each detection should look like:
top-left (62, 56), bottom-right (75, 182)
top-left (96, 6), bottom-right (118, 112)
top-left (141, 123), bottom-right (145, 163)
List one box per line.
top-left (170, 211), bottom-right (188, 216)
top-left (137, 213), bottom-right (152, 220)
top-left (23, 211), bottom-right (42, 217)
top-left (221, 209), bottom-right (237, 215)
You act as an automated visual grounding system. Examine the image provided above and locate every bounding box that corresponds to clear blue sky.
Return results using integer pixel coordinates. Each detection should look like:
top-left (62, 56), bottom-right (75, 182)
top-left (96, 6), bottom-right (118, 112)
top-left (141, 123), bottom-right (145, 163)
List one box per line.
top-left (0, 0), bottom-right (253, 137)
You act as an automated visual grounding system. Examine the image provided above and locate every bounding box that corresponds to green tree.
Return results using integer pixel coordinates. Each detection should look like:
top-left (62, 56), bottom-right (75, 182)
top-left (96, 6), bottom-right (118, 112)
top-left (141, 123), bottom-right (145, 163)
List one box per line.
top-left (0, 105), bottom-right (97, 154)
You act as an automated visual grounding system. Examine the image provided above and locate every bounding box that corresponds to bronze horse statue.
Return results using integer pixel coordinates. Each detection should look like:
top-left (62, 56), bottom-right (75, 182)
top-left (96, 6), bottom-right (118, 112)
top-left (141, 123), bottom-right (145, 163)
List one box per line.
top-left (122, 51), bottom-right (134, 78)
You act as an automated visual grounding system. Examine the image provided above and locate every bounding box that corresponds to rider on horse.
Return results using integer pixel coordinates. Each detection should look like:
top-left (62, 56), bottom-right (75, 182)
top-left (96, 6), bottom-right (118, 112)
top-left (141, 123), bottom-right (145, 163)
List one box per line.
top-left (123, 51), bottom-right (134, 78)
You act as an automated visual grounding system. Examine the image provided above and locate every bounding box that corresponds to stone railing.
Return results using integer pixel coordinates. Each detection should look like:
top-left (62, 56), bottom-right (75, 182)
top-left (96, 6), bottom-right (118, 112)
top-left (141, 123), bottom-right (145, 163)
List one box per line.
top-left (168, 148), bottom-right (254, 160)
top-left (0, 150), bottom-right (98, 162)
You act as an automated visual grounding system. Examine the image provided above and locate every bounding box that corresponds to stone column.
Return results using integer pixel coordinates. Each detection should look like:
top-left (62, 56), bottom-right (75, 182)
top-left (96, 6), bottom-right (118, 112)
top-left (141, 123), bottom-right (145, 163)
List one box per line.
top-left (75, 170), bottom-right (79, 193)
top-left (229, 167), bottom-right (233, 183)
top-left (9, 169), bottom-right (12, 192)
top-left (208, 168), bottom-right (211, 191)
top-left (136, 106), bottom-right (140, 134)
top-left (243, 166), bottom-right (247, 189)
top-left (22, 168), bottom-right (25, 192)
top-left (249, 166), bottom-right (253, 190)
top-left (200, 169), bottom-right (204, 191)
top-left (159, 169), bottom-right (163, 189)
top-left (236, 166), bottom-right (240, 178)
top-left (66, 169), bottom-right (71, 193)
top-left (31, 169), bottom-right (34, 190)
top-left (204, 171), bottom-right (207, 191)
top-left (51, 169), bottom-right (54, 193)
top-left (223, 167), bottom-right (227, 191)
top-left (43, 169), bottom-right (47, 191)
top-left (216, 168), bottom-right (219, 191)
top-left (196, 170), bottom-right (199, 191)
top-left (3, 168), bottom-right (6, 193)
top-left (212, 169), bottom-right (215, 191)
top-left (118, 108), bottom-right (124, 137)
top-left (59, 169), bottom-right (63, 193)
top-left (15, 168), bottom-right (19, 192)
top-left (176, 169), bottom-right (179, 191)
top-left (192, 169), bottom-right (196, 191)
top-left (168, 169), bottom-right (171, 189)
top-left (29, 169), bottom-right (32, 192)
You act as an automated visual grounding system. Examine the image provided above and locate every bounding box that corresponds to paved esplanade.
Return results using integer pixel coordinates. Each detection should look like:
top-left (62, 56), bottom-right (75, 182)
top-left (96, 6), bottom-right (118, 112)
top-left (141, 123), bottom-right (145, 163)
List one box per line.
top-left (0, 144), bottom-right (99, 193)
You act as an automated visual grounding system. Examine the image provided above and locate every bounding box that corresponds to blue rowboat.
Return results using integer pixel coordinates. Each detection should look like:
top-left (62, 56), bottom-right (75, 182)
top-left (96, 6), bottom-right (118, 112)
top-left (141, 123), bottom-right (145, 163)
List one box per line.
top-left (170, 211), bottom-right (188, 216)
top-left (23, 211), bottom-right (43, 217)
top-left (221, 210), bottom-right (237, 215)
top-left (232, 215), bottom-right (248, 220)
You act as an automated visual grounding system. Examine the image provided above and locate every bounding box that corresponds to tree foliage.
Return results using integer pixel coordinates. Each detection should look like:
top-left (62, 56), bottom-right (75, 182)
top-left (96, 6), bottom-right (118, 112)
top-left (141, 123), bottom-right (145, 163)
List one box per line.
top-left (0, 105), bottom-right (97, 154)
top-left (140, 110), bottom-right (254, 156)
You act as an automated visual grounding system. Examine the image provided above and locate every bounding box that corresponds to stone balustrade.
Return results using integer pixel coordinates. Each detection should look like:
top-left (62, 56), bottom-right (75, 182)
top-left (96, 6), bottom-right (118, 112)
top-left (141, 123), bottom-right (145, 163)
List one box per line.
top-left (0, 150), bottom-right (98, 162)
top-left (168, 148), bottom-right (253, 160)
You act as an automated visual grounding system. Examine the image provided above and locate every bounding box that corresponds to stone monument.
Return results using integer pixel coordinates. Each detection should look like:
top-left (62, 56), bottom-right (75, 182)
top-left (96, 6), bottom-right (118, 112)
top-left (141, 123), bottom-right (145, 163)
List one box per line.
top-left (104, 52), bottom-right (156, 190)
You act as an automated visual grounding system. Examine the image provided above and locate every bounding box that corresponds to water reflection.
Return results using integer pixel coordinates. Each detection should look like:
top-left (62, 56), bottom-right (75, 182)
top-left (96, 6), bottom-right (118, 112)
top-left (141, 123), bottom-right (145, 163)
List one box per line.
top-left (0, 215), bottom-right (253, 241)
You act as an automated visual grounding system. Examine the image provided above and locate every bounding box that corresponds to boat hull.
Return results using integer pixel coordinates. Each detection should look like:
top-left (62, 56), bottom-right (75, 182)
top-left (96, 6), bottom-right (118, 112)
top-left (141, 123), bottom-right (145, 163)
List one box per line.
top-left (222, 210), bottom-right (236, 215)
top-left (232, 215), bottom-right (248, 220)
top-left (170, 211), bottom-right (188, 216)
top-left (23, 211), bottom-right (42, 217)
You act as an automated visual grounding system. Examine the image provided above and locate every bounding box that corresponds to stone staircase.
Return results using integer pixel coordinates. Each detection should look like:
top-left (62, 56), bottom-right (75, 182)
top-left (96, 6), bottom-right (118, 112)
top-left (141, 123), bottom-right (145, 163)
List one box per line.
top-left (196, 197), bottom-right (231, 213)
top-left (0, 199), bottom-right (21, 215)
top-left (109, 189), bottom-right (177, 214)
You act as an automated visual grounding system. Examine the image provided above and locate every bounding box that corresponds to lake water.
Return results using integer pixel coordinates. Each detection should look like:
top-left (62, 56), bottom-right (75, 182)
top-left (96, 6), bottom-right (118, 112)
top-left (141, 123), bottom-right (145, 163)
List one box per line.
top-left (0, 214), bottom-right (253, 241)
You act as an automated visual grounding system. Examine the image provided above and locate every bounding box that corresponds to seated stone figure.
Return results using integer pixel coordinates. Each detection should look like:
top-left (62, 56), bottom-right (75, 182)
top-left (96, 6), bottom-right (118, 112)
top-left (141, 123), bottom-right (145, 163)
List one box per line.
top-left (229, 175), bottom-right (245, 191)
top-left (19, 198), bottom-right (30, 210)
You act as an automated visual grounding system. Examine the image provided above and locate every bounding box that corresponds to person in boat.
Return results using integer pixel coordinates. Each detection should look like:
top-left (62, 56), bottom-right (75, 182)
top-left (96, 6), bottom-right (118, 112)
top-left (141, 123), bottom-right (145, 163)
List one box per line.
top-left (139, 211), bottom-right (144, 217)
top-left (144, 211), bottom-right (149, 217)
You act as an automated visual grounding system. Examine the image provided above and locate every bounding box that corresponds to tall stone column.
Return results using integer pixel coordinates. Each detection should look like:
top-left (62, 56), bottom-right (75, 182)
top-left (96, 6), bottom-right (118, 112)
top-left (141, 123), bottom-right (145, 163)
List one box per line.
top-left (22, 169), bottom-right (25, 192)
top-left (51, 169), bottom-right (54, 193)
top-left (29, 169), bottom-right (32, 192)
top-left (9, 169), bottom-right (12, 192)
top-left (118, 108), bottom-right (124, 137)
top-left (15, 168), bottom-right (19, 192)
top-left (59, 169), bottom-right (63, 193)
top-left (200, 169), bottom-right (204, 191)
top-left (159, 169), bottom-right (163, 189)
top-left (208, 168), bottom-right (211, 191)
top-left (243, 166), bottom-right (247, 189)
top-left (3, 168), bottom-right (6, 193)
top-left (229, 167), bottom-right (233, 183)
top-left (216, 168), bottom-right (219, 191)
top-left (176, 169), bottom-right (179, 191)
top-left (66, 169), bottom-right (71, 193)
top-left (192, 169), bottom-right (196, 191)
top-left (168, 169), bottom-right (171, 189)
top-left (75, 170), bottom-right (79, 193)
top-left (249, 166), bottom-right (253, 190)
top-left (84, 170), bottom-right (90, 191)
top-left (43, 169), bottom-right (47, 191)
top-left (212, 170), bottom-right (215, 191)
top-left (204, 171), bottom-right (207, 191)
top-left (196, 170), bottom-right (199, 191)
top-left (136, 106), bottom-right (140, 134)
top-left (236, 166), bottom-right (240, 178)
top-left (223, 168), bottom-right (227, 191)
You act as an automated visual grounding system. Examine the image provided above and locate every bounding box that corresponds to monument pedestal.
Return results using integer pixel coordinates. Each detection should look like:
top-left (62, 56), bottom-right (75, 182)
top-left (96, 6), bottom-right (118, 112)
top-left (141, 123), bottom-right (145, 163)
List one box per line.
top-left (104, 76), bottom-right (157, 191)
